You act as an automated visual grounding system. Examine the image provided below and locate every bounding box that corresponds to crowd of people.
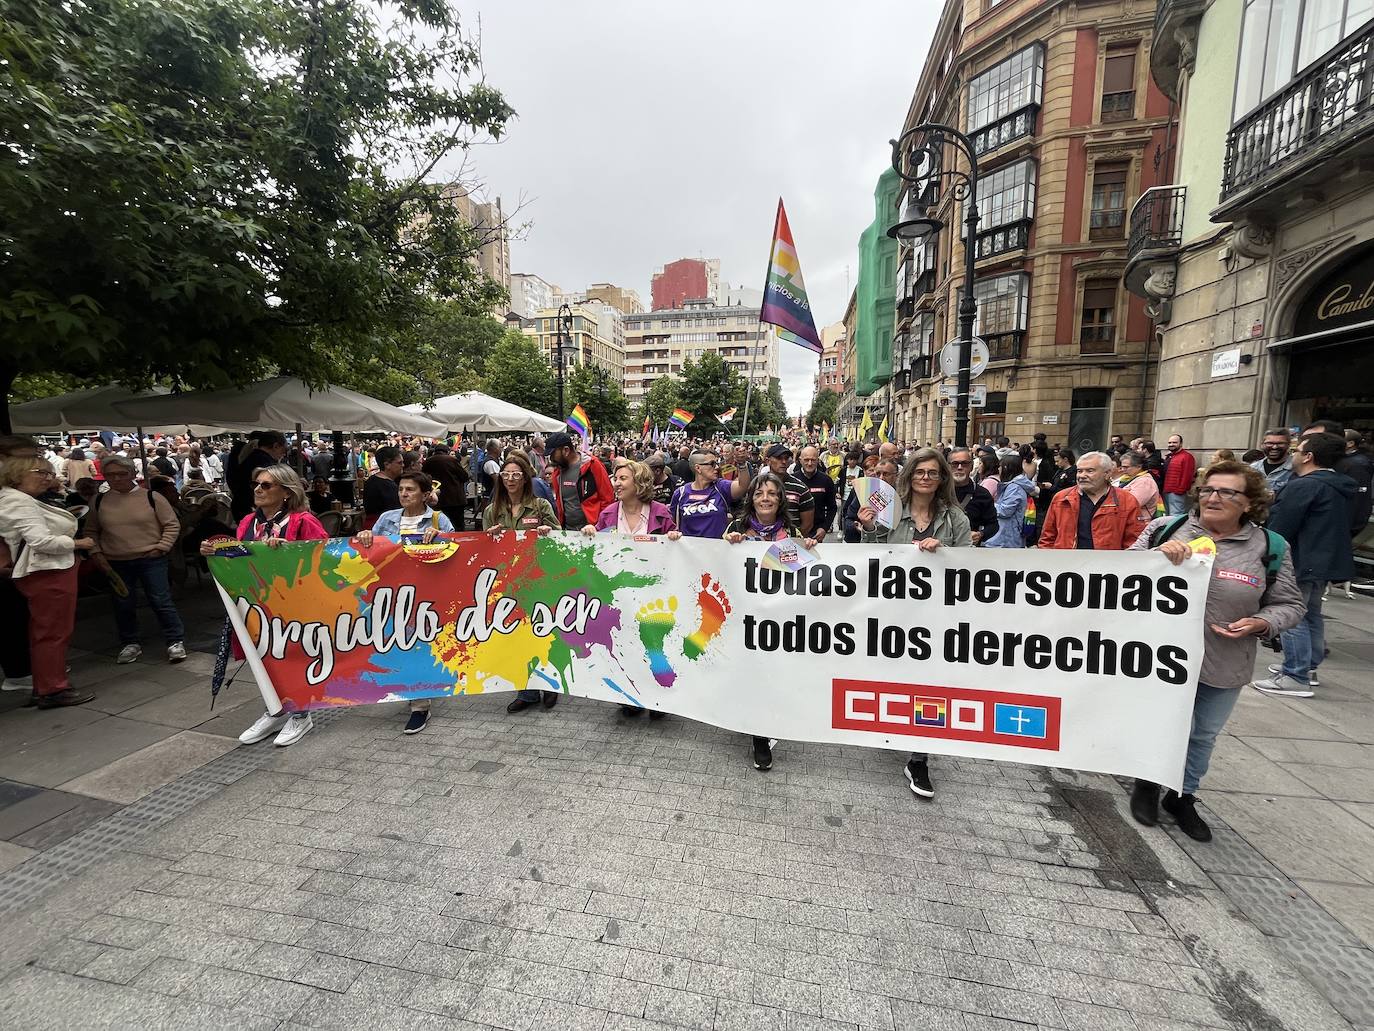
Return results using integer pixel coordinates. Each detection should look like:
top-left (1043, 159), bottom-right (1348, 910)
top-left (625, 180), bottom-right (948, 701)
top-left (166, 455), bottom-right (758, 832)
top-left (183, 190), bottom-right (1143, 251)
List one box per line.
top-left (1, 418), bottom-right (1369, 843)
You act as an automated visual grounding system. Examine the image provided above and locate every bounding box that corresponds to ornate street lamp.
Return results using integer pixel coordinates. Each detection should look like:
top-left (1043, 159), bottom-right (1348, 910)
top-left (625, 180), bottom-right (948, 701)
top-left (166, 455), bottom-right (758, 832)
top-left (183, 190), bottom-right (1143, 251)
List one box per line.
top-left (556, 302), bottom-right (573, 417)
top-left (888, 124), bottom-right (981, 447)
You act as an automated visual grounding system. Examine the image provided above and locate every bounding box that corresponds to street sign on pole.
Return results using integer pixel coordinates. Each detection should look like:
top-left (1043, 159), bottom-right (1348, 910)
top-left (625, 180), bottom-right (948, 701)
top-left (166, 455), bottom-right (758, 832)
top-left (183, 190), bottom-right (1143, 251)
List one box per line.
top-left (939, 382), bottom-right (987, 407)
top-left (940, 338), bottom-right (988, 379)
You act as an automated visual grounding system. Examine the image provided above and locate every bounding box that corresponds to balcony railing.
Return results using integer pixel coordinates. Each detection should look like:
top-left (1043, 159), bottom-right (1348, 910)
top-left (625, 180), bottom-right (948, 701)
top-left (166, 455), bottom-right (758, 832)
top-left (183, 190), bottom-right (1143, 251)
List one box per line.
top-left (1127, 185), bottom-right (1186, 263)
top-left (1222, 20), bottom-right (1374, 198)
top-left (911, 355), bottom-right (931, 381)
top-left (892, 369), bottom-right (911, 392)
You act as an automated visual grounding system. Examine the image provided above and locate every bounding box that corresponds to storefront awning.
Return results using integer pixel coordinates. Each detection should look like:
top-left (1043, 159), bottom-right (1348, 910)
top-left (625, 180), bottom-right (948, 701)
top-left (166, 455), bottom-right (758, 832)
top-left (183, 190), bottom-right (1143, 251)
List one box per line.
top-left (1268, 317), bottom-right (1374, 351)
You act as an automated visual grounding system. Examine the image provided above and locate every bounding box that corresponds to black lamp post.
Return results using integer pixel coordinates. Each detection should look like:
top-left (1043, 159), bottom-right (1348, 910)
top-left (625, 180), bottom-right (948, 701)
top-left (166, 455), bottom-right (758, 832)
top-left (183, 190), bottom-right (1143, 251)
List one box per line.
top-left (555, 302), bottom-right (573, 417)
top-left (888, 123), bottom-right (980, 448)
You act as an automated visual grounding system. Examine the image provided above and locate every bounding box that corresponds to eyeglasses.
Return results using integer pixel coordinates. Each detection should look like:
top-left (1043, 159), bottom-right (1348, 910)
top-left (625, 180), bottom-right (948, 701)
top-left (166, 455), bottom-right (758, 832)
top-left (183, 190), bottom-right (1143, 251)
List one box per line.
top-left (1198, 486), bottom-right (1244, 501)
top-left (697, 460), bottom-right (719, 467)
top-left (949, 460), bottom-right (972, 467)
top-left (910, 470), bottom-right (942, 480)
top-left (500, 471), bottom-right (524, 479)
top-left (253, 481), bottom-right (280, 491)
top-left (27, 468), bottom-right (53, 476)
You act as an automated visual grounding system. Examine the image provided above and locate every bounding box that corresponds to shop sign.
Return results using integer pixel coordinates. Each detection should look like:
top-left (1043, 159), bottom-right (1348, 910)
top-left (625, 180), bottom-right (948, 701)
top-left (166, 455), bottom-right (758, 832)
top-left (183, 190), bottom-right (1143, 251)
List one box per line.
top-left (1294, 245), bottom-right (1374, 336)
top-left (1211, 348), bottom-right (1241, 378)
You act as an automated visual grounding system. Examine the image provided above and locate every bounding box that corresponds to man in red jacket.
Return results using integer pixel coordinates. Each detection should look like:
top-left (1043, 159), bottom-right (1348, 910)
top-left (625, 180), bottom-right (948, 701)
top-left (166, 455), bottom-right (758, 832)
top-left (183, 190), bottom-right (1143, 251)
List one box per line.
top-left (1038, 451), bottom-right (1151, 551)
top-left (1161, 433), bottom-right (1197, 516)
top-left (547, 432), bottom-right (614, 531)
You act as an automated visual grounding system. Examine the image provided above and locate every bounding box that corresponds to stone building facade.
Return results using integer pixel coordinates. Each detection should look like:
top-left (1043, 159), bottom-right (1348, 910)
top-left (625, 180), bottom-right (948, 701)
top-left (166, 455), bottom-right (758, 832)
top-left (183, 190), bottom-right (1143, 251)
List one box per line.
top-left (889, 0), bottom-right (1170, 450)
top-left (1126, 0), bottom-right (1374, 455)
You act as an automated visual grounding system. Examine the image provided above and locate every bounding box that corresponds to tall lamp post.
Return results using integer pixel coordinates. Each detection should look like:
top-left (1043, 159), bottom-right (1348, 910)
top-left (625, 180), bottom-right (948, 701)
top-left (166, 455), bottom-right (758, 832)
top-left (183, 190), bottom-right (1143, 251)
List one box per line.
top-left (887, 123), bottom-right (980, 448)
top-left (555, 302), bottom-right (574, 418)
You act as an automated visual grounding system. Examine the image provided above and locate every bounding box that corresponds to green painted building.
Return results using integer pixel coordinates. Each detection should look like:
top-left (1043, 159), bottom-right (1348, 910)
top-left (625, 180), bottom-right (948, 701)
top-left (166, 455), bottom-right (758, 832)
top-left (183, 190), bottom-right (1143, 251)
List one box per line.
top-left (855, 167), bottom-right (900, 394)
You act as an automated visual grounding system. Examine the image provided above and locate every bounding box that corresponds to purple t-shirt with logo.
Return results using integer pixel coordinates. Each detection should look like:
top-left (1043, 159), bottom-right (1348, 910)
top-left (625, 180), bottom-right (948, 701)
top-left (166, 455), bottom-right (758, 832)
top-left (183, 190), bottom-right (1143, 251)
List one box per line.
top-left (670, 480), bottom-right (733, 539)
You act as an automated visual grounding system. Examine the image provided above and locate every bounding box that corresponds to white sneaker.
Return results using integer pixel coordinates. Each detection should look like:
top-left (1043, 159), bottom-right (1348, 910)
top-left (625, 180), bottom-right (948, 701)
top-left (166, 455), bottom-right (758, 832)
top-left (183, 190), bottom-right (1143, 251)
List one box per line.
top-left (238, 711), bottom-right (289, 744)
top-left (1, 674), bottom-right (34, 692)
top-left (274, 712), bottom-right (314, 747)
top-left (116, 644), bottom-right (142, 664)
top-left (1252, 674), bottom-right (1315, 699)
top-left (167, 642), bottom-right (187, 663)
top-left (1268, 663), bottom-right (1319, 688)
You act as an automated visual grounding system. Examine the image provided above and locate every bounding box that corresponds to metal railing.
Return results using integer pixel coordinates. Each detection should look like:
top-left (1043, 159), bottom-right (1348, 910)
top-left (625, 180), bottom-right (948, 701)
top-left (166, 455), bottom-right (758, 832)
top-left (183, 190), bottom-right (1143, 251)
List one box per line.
top-left (1222, 20), bottom-right (1374, 198)
top-left (1127, 185), bottom-right (1186, 262)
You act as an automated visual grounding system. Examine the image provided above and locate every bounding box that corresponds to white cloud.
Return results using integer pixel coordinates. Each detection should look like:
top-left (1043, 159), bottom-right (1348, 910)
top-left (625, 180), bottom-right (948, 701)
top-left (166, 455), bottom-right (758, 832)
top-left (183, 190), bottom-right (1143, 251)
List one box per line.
top-left (449, 1), bottom-right (939, 414)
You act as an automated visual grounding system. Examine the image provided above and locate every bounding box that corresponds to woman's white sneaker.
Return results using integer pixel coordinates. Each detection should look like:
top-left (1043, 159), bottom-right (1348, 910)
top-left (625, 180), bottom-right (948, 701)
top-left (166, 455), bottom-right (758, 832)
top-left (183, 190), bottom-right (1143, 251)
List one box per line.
top-left (274, 713), bottom-right (314, 747)
top-left (239, 711), bottom-right (289, 744)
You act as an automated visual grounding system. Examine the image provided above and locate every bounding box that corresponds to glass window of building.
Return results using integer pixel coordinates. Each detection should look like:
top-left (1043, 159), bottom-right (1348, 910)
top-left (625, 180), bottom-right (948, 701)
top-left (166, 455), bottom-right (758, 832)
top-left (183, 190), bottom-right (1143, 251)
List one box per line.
top-left (1089, 163), bottom-right (1129, 240)
top-left (967, 44), bottom-right (1045, 155)
top-left (1079, 280), bottom-right (1118, 353)
top-left (962, 272), bottom-right (1030, 358)
top-left (1236, 0), bottom-right (1373, 115)
top-left (1101, 49), bottom-right (1137, 122)
top-left (967, 159), bottom-right (1036, 259)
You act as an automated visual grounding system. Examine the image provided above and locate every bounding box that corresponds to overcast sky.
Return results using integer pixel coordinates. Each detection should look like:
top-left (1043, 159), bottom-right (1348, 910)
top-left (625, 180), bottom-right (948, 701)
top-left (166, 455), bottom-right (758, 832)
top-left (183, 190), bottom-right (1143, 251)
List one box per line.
top-left (447, 1), bottom-right (940, 415)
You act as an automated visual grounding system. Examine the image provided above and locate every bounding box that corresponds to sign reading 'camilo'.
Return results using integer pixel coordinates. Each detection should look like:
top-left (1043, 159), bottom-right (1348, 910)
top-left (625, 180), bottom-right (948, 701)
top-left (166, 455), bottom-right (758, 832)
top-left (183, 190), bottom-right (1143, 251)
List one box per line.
top-left (210, 533), bottom-right (1213, 789)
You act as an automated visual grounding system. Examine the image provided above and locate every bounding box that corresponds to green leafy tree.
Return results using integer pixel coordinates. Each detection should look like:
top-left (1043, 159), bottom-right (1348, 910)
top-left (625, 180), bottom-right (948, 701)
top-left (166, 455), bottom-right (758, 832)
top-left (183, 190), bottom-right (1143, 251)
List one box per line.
top-left (679, 353), bottom-right (746, 434)
top-left (807, 388), bottom-right (840, 429)
top-left (638, 377), bottom-right (681, 431)
top-left (482, 333), bottom-right (557, 417)
top-left (0, 0), bottom-right (514, 431)
top-left (566, 363), bottom-right (630, 435)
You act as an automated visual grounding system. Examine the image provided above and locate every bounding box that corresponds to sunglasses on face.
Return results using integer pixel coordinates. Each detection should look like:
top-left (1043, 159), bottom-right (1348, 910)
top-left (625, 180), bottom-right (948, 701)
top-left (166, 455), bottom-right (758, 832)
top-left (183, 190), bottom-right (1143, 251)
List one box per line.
top-left (253, 481), bottom-right (280, 490)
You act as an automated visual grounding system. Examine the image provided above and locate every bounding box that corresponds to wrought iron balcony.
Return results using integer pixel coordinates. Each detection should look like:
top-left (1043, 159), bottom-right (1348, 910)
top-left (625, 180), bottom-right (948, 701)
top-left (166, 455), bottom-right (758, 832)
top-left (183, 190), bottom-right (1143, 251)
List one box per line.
top-left (1124, 185), bottom-right (1185, 298)
top-left (1218, 21), bottom-right (1374, 216)
top-left (892, 369), bottom-right (911, 392)
top-left (911, 355), bottom-right (932, 382)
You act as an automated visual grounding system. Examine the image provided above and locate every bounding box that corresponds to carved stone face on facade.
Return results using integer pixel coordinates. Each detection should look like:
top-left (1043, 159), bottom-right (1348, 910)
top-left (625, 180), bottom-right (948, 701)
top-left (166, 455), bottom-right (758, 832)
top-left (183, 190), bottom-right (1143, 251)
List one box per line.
top-left (1144, 263), bottom-right (1177, 299)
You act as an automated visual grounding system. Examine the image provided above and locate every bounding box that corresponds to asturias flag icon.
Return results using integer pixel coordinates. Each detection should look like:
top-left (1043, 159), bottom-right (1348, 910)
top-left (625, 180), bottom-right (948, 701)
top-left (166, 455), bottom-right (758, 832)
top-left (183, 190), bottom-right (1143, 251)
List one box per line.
top-left (759, 199), bottom-right (823, 354)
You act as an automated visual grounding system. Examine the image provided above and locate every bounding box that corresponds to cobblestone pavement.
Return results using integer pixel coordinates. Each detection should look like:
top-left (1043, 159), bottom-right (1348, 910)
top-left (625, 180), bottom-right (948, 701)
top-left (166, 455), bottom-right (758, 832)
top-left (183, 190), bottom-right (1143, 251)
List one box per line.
top-left (0, 669), bottom-right (1360, 1031)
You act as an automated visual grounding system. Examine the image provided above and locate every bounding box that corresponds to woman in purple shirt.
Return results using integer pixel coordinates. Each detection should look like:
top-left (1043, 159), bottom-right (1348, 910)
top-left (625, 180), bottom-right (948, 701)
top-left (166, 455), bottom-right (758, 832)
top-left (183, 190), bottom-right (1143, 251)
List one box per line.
top-left (668, 450), bottom-right (749, 538)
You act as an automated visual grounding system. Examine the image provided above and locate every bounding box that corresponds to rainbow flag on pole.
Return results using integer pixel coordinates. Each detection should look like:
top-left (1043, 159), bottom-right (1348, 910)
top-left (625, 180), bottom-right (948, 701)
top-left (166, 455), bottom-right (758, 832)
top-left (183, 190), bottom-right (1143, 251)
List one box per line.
top-left (669, 408), bottom-right (694, 429)
top-left (567, 404), bottom-right (591, 437)
top-left (759, 199), bottom-right (823, 353)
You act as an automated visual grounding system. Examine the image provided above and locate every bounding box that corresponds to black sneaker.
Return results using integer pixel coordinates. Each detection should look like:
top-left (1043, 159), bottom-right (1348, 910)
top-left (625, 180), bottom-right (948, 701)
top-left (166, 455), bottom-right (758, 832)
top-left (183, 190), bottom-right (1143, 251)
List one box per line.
top-left (1130, 780), bottom-right (1160, 827)
top-left (620, 704), bottom-right (644, 717)
top-left (506, 696), bottom-right (534, 713)
top-left (541, 691), bottom-right (558, 709)
top-left (403, 709), bottom-right (429, 735)
top-left (904, 759), bottom-right (934, 798)
top-left (1162, 790), bottom-right (1212, 842)
top-left (752, 736), bottom-right (773, 771)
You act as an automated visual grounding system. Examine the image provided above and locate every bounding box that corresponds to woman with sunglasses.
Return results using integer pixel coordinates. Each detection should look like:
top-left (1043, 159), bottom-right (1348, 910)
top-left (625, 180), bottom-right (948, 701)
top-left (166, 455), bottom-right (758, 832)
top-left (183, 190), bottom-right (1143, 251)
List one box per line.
top-left (0, 454), bottom-right (97, 707)
top-left (859, 448), bottom-right (971, 801)
top-left (724, 470), bottom-right (818, 772)
top-left (200, 464), bottom-right (327, 748)
top-left (481, 452), bottom-right (559, 714)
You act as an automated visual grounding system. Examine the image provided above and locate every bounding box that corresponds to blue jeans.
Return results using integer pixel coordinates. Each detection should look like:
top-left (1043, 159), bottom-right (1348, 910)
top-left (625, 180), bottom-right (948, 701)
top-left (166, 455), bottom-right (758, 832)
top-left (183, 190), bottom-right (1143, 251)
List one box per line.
top-left (108, 556), bottom-right (185, 646)
top-left (1183, 682), bottom-right (1240, 794)
top-left (1165, 493), bottom-right (1188, 515)
top-left (1280, 580), bottom-right (1324, 679)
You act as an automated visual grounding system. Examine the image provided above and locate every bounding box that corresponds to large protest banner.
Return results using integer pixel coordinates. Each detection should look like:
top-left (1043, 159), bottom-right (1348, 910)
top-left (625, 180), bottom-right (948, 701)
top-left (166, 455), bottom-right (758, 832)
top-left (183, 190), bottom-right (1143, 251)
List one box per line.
top-left (209, 533), bottom-right (1213, 788)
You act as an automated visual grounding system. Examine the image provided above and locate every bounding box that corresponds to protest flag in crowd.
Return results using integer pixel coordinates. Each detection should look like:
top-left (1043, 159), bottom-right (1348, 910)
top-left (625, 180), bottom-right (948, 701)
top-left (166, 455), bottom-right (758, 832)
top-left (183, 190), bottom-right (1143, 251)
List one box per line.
top-left (858, 408), bottom-right (873, 440)
top-left (758, 199), bottom-right (823, 354)
top-left (567, 404), bottom-right (592, 437)
top-left (669, 408), bottom-right (694, 429)
top-left (717, 407), bottom-right (737, 425)
top-left (642, 414), bottom-right (651, 437)
top-left (877, 415), bottom-right (889, 444)
top-left (821, 421), bottom-right (830, 444)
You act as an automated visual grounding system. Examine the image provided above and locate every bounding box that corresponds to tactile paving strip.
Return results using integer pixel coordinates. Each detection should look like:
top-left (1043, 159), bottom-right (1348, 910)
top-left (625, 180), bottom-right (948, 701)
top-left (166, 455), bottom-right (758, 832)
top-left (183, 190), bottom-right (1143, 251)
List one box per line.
top-left (0, 732), bottom-right (281, 916)
top-left (1283, 938), bottom-right (1374, 1026)
top-left (1210, 872), bottom-right (1363, 946)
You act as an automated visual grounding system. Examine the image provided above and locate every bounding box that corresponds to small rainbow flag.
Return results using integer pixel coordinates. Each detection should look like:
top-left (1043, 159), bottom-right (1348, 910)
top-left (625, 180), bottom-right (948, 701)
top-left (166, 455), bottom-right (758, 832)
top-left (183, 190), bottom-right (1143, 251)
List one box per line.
top-left (1155, 496), bottom-right (1166, 518)
top-left (669, 408), bottom-right (694, 429)
top-left (642, 414), bottom-right (651, 437)
top-left (1023, 495), bottom-right (1038, 538)
top-left (567, 404), bottom-right (591, 437)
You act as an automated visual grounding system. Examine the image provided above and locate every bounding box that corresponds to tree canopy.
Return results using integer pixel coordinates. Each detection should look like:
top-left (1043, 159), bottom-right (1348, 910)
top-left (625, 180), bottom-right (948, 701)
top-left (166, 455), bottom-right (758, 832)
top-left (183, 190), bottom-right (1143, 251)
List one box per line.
top-left (482, 333), bottom-right (557, 419)
top-left (0, 0), bottom-right (514, 430)
top-left (807, 388), bottom-right (840, 429)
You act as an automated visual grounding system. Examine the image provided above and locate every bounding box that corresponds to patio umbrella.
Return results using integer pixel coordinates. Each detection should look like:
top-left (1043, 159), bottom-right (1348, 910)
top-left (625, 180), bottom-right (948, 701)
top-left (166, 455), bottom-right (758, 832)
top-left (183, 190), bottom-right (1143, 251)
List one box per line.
top-left (9, 385), bottom-right (226, 437)
top-left (402, 391), bottom-right (563, 434)
top-left (112, 377), bottom-right (448, 437)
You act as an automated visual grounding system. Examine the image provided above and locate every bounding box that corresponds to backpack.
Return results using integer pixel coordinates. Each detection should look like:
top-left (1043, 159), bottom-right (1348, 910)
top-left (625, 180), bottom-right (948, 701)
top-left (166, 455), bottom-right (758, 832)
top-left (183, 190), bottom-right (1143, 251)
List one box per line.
top-left (1149, 515), bottom-right (1287, 589)
top-left (1021, 492), bottom-right (1038, 541)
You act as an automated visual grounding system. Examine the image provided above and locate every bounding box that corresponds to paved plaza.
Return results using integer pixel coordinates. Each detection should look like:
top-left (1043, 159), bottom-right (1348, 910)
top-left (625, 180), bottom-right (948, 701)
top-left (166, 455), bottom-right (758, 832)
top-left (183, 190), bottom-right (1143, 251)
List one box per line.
top-left (0, 580), bottom-right (1371, 1030)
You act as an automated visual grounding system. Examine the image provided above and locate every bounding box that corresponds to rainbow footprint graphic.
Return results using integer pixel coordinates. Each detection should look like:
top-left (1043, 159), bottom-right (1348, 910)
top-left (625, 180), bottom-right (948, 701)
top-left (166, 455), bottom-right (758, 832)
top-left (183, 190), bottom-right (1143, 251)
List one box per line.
top-left (683, 574), bottom-right (730, 661)
top-left (636, 598), bottom-right (679, 687)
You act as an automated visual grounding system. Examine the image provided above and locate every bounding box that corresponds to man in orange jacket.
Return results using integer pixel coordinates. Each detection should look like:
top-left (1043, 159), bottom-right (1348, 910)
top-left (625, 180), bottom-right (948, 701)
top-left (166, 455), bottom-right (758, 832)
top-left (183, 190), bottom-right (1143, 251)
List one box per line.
top-left (1038, 451), bottom-right (1151, 551)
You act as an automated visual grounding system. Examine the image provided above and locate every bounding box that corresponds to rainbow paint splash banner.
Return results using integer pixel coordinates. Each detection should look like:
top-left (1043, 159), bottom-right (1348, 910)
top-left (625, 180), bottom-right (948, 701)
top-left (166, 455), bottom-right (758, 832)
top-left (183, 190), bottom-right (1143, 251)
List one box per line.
top-left (208, 534), bottom-right (1215, 788)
